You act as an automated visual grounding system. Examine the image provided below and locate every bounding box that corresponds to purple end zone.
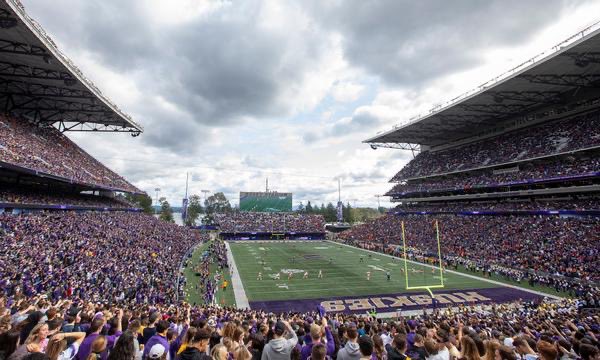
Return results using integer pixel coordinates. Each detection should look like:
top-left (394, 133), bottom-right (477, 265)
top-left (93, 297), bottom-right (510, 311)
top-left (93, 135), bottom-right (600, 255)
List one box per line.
top-left (249, 287), bottom-right (546, 314)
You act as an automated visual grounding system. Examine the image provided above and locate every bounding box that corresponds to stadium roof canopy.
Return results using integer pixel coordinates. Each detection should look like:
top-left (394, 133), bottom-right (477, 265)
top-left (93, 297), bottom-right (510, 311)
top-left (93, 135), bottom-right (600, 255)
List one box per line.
top-left (0, 0), bottom-right (142, 134)
top-left (364, 22), bottom-right (600, 150)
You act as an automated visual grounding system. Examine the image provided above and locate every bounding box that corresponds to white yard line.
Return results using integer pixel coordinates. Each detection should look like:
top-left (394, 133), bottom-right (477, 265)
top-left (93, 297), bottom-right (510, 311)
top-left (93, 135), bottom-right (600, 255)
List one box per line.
top-left (225, 241), bottom-right (250, 309)
top-left (328, 241), bottom-right (562, 300)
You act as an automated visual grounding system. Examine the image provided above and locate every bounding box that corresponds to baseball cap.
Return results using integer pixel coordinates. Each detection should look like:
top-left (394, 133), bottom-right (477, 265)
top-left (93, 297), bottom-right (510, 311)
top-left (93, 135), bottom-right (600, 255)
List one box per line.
top-left (148, 344), bottom-right (166, 359)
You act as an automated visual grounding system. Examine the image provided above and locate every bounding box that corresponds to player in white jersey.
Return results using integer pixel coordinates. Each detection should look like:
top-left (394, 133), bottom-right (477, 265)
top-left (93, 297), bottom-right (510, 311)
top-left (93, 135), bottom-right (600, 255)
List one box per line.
top-left (366, 271), bottom-right (371, 281)
top-left (257, 272), bottom-right (262, 280)
top-left (318, 270), bottom-right (323, 278)
top-left (303, 271), bottom-right (309, 279)
top-left (273, 272), bottom-right (280, 280)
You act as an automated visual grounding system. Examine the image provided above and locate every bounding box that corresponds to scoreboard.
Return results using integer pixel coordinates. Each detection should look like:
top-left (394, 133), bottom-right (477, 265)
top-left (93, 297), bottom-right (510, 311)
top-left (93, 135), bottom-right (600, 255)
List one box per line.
top-left (239, 192), bottom-right (292, 212)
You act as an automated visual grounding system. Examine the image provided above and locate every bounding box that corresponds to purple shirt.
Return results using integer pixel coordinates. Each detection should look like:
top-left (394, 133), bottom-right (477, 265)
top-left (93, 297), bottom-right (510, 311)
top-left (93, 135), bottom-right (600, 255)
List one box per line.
top-left (300, 327), bottom-right (335, 360)
top-left (77, 332), bottom-right (122, 360)
top-left (143, 333), bottom-right (170, 360)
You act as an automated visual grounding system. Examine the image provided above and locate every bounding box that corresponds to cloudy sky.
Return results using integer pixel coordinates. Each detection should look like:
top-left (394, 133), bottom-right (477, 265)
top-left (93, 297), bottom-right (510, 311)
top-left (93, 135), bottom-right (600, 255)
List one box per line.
top-left (21, 0), bottom-right (600, 208)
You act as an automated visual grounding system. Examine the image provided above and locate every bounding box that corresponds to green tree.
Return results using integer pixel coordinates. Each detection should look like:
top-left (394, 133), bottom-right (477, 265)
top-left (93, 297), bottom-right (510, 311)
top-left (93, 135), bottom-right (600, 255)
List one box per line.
top-left (124, 193), bottom-right (153, 214)
top-left (185, 194), bottom-right (203, 226)
top-left (305, 201), bottom-right (313, 214)
top-left (204, 192), bottom-right (232, 214)
top-left (159, 197), bottom-right (174, 222)
top-left (351, 207), bottom-right (383, 223)
top-left (297, 202), bottom-right (305, 213)
top-left (343, 202), bottom-right (354, 223)
top-left (324, 202), bottom-right (337, 222)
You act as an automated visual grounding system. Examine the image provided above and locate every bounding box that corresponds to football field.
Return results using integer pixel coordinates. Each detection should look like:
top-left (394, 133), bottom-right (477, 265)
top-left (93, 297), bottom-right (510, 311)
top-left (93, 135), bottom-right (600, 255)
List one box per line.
top-left (227, 240), bottom-right (555, 314)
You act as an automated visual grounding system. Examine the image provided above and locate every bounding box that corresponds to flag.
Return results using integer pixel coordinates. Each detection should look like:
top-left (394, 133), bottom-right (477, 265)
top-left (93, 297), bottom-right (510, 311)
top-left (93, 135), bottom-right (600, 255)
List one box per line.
top-left (317, 304), bottom-right (326, 317)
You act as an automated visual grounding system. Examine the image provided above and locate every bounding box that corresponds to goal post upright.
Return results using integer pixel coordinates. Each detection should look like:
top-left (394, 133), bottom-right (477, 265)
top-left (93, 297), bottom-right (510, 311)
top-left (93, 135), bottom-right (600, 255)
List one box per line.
top-left (401, 218), bottom-right (446, 296)
top-left (435, 219), bottom-right (445, 287)
top-left (401, 221), bottom-right (409, 290)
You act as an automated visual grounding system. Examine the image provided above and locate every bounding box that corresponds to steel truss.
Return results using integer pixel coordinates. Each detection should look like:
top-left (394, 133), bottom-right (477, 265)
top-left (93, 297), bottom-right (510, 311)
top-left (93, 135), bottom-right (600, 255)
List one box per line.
top-left (563, 52), bottom-right (600, 67)
top-left (0, 60), bottom-right (76, 85)
top-left (458, 103), bottom-right (529, 115)
top-left (488, 91), bottom-right (564, 104)
top-left (0, 77), bottom-right (94, 99)
top-left (0, 38), bottom-right (46, 57)
top-left (519, 74), bottom-right (600, 87)
top-left (55, 121), bottom-right (141, 135)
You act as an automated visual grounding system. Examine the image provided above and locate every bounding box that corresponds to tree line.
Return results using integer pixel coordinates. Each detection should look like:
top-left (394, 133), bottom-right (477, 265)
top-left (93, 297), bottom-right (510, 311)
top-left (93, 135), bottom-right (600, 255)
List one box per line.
top-left (125, 191), bottom-right (384, 225)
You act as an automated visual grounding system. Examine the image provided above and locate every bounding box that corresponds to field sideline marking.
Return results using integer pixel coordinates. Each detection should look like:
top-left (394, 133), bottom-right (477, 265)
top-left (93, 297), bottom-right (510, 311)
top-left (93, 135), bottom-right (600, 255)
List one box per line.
top-left (328, 241), bottom-right (562, 300)
top-left (225, 242), bottom-right (250, 309)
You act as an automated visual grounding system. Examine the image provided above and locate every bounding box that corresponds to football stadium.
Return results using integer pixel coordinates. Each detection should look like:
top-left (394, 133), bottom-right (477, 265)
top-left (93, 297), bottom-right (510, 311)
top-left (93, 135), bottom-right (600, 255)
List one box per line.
top-left (0, 2), bottom-right (599, 360)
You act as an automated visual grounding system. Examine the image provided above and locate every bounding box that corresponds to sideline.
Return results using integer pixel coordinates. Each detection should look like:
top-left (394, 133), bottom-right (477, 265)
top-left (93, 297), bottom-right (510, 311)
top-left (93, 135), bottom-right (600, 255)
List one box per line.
top-left (328, 241), bottom-right (562, 300)
top-left (176, 241), bottom-right (204, 303)
top-left (225, 241), bottom-right (250, 309)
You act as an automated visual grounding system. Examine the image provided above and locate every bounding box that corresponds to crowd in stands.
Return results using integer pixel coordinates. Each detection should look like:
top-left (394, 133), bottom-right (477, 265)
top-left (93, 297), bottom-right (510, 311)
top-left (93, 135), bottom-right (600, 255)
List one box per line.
top-left (392, 111), bottom-right (600, 181)
top-left (0, 116), bottom-right (140, 193)
top-left (0, 292), bottom-right (598, 360)
top-left (215, 213), bottom-right (325, 233)
top-left (0, 186), bottom-right (135, 209)
top-left (338, 214), bottom-right (600, 287)
top-left (0, 211), bottom-right (207, 305)
top-left (387, 157), bottom-right (600, 196)
top-left (393, 198), bottom-right (600, 212)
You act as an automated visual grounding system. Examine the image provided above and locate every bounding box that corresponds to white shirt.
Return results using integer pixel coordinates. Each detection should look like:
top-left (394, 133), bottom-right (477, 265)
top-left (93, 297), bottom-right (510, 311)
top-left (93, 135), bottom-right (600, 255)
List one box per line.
top-left (427, 347), bottom-right (449, 360)
top-left (58, 342), bottom-right (80, 360)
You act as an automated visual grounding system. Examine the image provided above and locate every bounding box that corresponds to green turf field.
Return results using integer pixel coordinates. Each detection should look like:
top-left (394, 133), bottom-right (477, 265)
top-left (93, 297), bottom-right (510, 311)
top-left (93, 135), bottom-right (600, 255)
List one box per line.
top-left (229, 240), bottom-right (499, 302)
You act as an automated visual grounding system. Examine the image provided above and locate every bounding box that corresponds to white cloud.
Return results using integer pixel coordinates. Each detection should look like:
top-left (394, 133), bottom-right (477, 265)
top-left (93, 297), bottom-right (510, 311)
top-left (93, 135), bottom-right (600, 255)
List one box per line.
top-left (18, 0), bottom-right (600, 209)
top-left (330, 81), bottom-right (365, 102)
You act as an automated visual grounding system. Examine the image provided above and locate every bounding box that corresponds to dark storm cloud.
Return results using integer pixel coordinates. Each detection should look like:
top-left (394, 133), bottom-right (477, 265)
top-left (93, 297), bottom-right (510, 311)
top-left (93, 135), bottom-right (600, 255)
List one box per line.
top-left (302, 0), bottom-right (582, 86)
top-left (21, 0), bottom-right (592, 155)
top-left (21, 0), bottom-right (328, 151)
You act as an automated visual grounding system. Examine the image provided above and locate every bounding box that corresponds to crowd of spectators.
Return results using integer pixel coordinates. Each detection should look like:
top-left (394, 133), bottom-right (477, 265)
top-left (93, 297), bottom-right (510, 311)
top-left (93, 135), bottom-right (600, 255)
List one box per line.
top-left (387, 156), bottom-right (600, 196)
top-left (393, 198), bottom-right (600, 212)
top-left (0, 211), bottom-right (207, 306)
top-left (215, 213), bottom-right (325, 233)
top-left (391, 111), bottom-right (600, 181)
top-left (188, 241), bottom-right (229, 306)
top-left (0, 116), bottom-right (140, 193)
top-left (0, 292), bottom-right (598, 360)
top-left (338, 214), bottom-right (600, 287)
top-left (0, 186), bottom-right (135, 209)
